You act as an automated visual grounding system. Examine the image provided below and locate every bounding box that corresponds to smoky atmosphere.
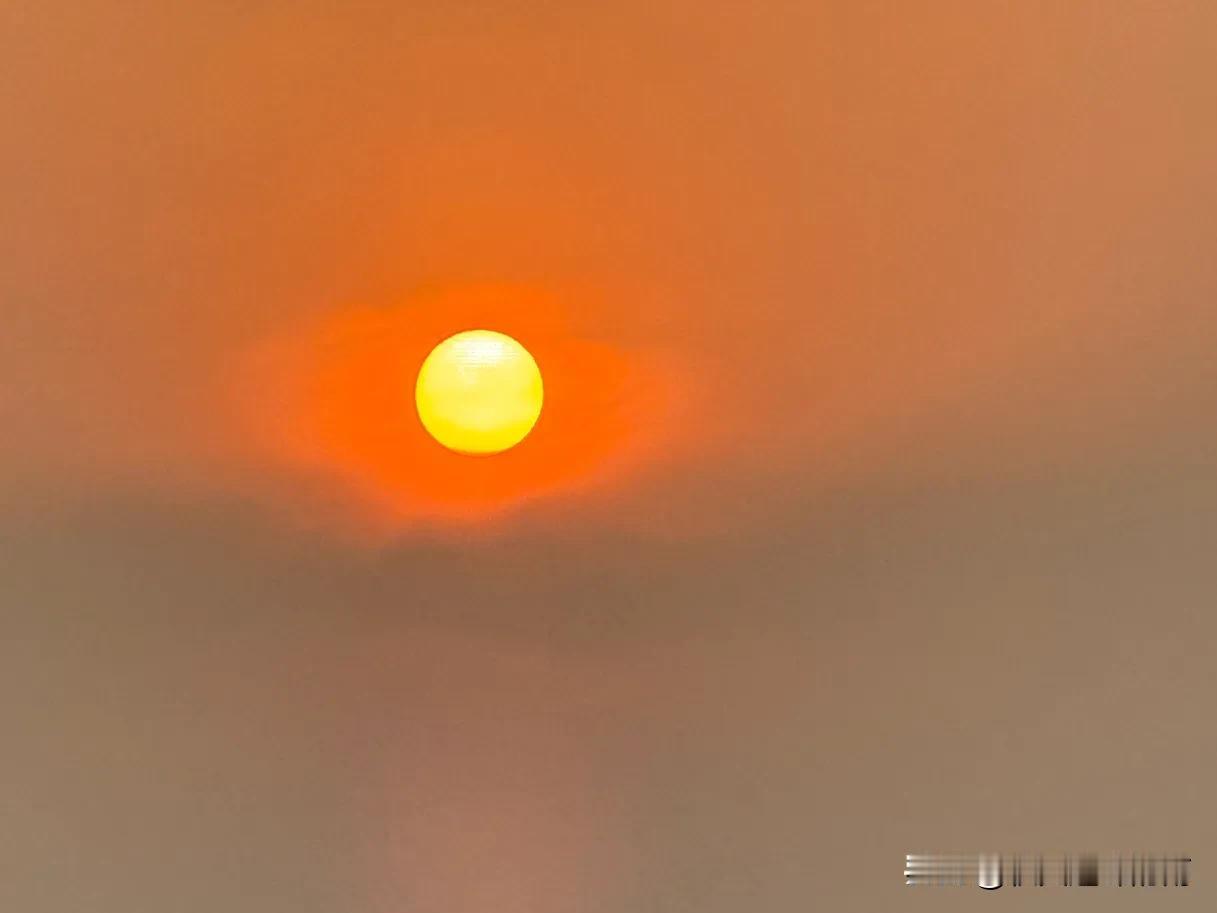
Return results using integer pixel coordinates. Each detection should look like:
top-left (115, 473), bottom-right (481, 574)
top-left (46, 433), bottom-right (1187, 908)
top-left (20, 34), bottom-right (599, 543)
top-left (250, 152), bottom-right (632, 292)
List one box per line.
top-left (3, 2), bottom-right (1216, 910)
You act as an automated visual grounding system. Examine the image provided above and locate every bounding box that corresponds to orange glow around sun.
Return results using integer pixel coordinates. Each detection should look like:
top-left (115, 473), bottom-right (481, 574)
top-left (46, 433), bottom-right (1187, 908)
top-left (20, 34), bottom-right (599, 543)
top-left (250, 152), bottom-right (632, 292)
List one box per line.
top-left (240, 285), bottom-right (682, 527)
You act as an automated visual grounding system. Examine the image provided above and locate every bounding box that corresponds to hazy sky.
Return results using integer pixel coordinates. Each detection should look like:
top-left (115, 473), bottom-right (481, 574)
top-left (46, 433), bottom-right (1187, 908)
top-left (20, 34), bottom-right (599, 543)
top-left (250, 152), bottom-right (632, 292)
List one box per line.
top-left (3, 2), bottom-right (1216, 910)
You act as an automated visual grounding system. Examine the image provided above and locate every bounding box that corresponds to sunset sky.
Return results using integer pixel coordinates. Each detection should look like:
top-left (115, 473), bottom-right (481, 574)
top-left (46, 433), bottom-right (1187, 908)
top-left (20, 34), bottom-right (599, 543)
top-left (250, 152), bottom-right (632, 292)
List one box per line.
top-left (3, 2), bottom-right (1216, 910)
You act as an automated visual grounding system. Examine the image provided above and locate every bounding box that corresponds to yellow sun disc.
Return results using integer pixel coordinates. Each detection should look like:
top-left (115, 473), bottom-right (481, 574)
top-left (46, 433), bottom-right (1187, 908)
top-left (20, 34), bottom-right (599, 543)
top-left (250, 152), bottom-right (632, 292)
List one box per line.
top-left (414, 330), bottom-right (544, 455)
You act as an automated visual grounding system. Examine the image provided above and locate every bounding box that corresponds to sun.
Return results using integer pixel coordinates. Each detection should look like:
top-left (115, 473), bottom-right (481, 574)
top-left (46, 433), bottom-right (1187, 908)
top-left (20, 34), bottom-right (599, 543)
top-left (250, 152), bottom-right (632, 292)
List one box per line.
top-left (414, 329), bottom-right (544, 455)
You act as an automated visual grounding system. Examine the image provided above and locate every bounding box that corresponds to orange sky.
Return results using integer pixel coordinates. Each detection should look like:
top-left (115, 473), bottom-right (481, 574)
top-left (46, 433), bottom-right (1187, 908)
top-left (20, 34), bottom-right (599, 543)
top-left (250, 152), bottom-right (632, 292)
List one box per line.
top-left (4, 1), bottom-right (1215, 538)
